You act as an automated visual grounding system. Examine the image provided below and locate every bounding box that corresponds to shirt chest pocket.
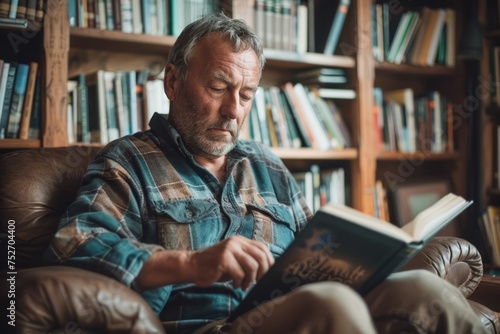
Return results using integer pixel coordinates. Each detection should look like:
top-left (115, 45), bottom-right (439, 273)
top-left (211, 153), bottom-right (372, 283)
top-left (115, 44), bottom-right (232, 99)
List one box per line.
top-left (153, 199), bottom-right (220, 250)
top-left (246, 203), bottom-right (297, 257)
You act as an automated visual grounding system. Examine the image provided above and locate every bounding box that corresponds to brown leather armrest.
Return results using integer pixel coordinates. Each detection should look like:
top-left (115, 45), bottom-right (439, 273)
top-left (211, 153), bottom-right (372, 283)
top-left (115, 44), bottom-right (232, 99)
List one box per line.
top-left (399, 236), bottom-right (483, 297)
top-left (469, 274), bottom-right (500, 314)
top-left (14, 266), bottom-right (165, 334)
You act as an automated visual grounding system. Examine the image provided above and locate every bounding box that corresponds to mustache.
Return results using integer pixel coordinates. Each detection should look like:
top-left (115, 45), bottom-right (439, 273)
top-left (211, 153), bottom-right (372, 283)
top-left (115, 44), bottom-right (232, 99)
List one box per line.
top-left (207, 120), bottom-right (239, 136)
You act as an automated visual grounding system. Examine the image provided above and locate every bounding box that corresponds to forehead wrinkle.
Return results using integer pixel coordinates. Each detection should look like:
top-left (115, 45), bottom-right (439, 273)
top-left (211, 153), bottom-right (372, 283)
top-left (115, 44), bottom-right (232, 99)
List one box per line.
top-left (213, 70), bottom-right (258, 92)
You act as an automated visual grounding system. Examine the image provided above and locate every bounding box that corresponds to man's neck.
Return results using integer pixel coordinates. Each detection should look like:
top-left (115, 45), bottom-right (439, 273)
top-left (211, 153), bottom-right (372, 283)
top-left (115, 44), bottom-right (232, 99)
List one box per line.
top-left (194, 155), bottom-right (228, 184)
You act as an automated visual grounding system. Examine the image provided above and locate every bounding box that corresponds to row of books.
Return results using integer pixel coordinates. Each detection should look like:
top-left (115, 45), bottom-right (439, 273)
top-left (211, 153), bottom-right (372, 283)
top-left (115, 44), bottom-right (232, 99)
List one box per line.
top-left (293, 165), bottom-right (347, 213)
top-left (372, 87), bottom-right (452, 154)
top-left (371, 4), bottom-right (455, 67)
top-left (0, 60), bottom-right (40, 140)
top-left (68, 0), bottom-right (216, 36)
top-left (480, 205), bottom-right (500, 267)
top-left (66, 70), bottom-right (169, 144)
top-left (67, 0), bottom-right (352, 54)
top-left (224, 0), bottom-right (351, 54)
top-left (244, 83), bottom-right (352, 150)
top-left (0, 0), bottom-right (45, 21)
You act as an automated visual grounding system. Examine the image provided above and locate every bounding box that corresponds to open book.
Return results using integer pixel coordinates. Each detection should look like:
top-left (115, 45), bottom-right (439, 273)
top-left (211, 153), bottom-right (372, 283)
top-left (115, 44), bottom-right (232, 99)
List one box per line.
top-left (228, 193), bottom-right (472, 321)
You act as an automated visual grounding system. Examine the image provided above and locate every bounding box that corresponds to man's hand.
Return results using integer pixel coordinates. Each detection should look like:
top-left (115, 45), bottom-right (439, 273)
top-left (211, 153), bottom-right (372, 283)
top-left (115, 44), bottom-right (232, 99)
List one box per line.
top-left (187, 236), bottom-right (274, 291)
top-left (134, 236), bottom-right (274, 292)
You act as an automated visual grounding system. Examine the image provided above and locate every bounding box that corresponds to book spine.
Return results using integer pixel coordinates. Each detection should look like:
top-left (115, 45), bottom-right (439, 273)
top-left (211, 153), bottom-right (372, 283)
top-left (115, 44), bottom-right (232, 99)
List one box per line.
top-left (128, 71), bottom-right (138, 133)
top-left (0, 0), bottom-right (10, 17)
top-left (18, 62), bottom-right (37, 140)
top-left (96, 0), bottom-right (107, 29)
top-left (87, 0), bottom-right (96, 28)
top-left (26, 0), bottom-right (36, 21)
top-left (34, 0), bottom-right (43, 22)
top-left (120, 0), bottom-right (133, 33)
top-left (112, 0), bottom-right (121, 30)
top-left (78, 74), bottom-right (90, 143)
top-left (68, 0), bottom-right (78, 26)
top-left (323, 0), bottom-right (350, 55)
top-left (104, 0), bottom-right (114, 30)
top-left (0, 61), bottom-right (8, 128)
top-left (27, 71), bottom-right (40, 139)
top-left (8, 0), bottom-right (18, 19)
top-left (0, 63), bottom-right (17, 138)
top-left (6, 63), bottom-right (29, 138)
top-left (16, 0), bottom-right (26, 19)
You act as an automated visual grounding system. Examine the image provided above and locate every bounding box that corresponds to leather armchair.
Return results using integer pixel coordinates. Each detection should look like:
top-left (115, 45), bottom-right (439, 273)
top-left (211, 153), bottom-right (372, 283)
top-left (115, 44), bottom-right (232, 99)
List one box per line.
top-left (0, 147), bottom-right (499, 333)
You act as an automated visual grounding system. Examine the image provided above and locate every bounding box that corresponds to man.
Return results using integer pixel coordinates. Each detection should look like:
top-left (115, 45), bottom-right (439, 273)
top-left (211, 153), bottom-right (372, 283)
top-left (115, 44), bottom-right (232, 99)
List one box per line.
top-left (44, 13), bottom-right (487, 334)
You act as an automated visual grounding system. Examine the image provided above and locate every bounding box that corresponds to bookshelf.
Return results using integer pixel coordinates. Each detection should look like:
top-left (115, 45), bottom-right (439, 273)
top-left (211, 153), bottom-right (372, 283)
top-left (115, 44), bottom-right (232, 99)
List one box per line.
top-left (478, 0), bottom-right (500, 266)
top-left (0, 0), bottom-right (468, 220)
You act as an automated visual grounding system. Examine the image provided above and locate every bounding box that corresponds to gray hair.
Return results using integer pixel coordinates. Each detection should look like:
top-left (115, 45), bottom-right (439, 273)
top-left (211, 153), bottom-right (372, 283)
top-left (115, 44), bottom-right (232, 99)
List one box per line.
top-left (167, 12), bottom-right (265, 81)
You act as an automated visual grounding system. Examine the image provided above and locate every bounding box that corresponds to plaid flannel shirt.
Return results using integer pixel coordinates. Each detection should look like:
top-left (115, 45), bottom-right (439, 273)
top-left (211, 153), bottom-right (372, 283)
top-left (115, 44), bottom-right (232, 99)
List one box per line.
top-left (44, 113), bottom-right (312, 333)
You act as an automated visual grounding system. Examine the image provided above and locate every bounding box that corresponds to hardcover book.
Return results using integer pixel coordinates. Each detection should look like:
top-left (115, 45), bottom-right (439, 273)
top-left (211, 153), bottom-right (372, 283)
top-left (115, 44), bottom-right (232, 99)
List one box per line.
top-left (228, 193), bottom-right (471, 321)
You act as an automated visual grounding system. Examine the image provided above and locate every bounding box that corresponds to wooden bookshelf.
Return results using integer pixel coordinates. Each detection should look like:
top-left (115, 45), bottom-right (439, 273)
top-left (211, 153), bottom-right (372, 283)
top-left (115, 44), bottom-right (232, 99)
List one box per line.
top-left (0, 0), bottom-right (467, 217)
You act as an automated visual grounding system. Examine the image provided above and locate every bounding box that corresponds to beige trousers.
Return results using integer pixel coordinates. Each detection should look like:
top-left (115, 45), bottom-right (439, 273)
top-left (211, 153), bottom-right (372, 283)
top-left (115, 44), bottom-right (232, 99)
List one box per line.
top-left (194, 270), bottom-right (488, 334)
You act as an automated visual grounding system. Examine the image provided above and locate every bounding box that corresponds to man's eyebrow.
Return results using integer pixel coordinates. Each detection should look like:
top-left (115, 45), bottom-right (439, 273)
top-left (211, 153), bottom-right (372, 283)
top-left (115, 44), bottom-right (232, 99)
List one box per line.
top-left (213, 73), bottom-right (258, 92)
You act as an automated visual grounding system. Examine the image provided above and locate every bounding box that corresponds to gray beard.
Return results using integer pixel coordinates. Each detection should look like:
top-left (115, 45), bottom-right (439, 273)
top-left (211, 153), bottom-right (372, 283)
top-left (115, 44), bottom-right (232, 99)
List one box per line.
top-left (169, 96), bottom-right (240, 158)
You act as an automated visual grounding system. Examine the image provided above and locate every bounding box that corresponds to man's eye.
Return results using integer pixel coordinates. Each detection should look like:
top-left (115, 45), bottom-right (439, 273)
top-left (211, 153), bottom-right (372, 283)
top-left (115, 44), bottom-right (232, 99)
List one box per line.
top-left (240, 94), bottom-right (252, 102)
top-left (211, 87), bottom-right (225, 93)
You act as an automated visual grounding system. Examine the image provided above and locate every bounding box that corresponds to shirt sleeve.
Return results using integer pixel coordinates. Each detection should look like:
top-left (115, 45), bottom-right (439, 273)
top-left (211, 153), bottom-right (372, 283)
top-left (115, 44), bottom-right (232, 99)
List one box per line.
top-left (43, 154), bottom-right (170, 312)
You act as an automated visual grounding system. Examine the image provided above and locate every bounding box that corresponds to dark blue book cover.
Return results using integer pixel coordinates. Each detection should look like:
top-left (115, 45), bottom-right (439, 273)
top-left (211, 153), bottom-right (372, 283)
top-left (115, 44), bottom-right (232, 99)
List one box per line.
top-left (228, 193), bottom-right (471, 321)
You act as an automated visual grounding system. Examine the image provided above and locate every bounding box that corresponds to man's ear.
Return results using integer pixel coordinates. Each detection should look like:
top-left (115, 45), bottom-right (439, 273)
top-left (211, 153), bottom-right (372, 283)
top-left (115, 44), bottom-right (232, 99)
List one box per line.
top-left (164, 64), bottom-right (178, 101)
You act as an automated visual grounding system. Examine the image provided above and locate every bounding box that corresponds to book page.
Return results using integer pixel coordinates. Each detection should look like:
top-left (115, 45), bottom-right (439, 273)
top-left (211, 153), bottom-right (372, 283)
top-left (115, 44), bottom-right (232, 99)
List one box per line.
top-left (402, 193), bottom-right (471, 240)
top-left (319, 203), bottom-right (415, 243)
top-left (319, 192), bottom-right (470, 243)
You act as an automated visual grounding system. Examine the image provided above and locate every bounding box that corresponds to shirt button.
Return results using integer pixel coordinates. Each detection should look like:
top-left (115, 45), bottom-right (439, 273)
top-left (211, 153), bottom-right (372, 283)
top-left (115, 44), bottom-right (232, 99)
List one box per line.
top-left (223, 197), bottom-right (230, 203)
top-left (186, 210), bottom-right (193, 218)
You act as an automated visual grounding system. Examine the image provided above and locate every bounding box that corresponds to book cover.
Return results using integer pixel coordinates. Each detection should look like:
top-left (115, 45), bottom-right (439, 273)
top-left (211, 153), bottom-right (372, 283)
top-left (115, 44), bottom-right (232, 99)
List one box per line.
top-left (228, 193), bottom-right (472, 321)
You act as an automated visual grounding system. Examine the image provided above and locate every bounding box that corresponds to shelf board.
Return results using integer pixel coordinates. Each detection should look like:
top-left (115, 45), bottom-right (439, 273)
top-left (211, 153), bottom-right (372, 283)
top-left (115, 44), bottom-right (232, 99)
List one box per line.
top-left (0, 139), bottom-right (41, 149)
top-left (70, 27), bottom-right (176, 55)
top-left (376, 151), bottom-right (459, 161)
top-left (264, 49), bottom-right (356, 69)
top-left (272, 147), bottom-right (358, 160)
top-left (375, 62), bottom-right (455, 76)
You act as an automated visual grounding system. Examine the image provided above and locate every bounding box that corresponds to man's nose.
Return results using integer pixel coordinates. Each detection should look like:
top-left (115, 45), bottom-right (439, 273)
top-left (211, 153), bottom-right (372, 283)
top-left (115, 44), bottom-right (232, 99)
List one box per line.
top-left (220, 92), bottom-right (244, 119)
